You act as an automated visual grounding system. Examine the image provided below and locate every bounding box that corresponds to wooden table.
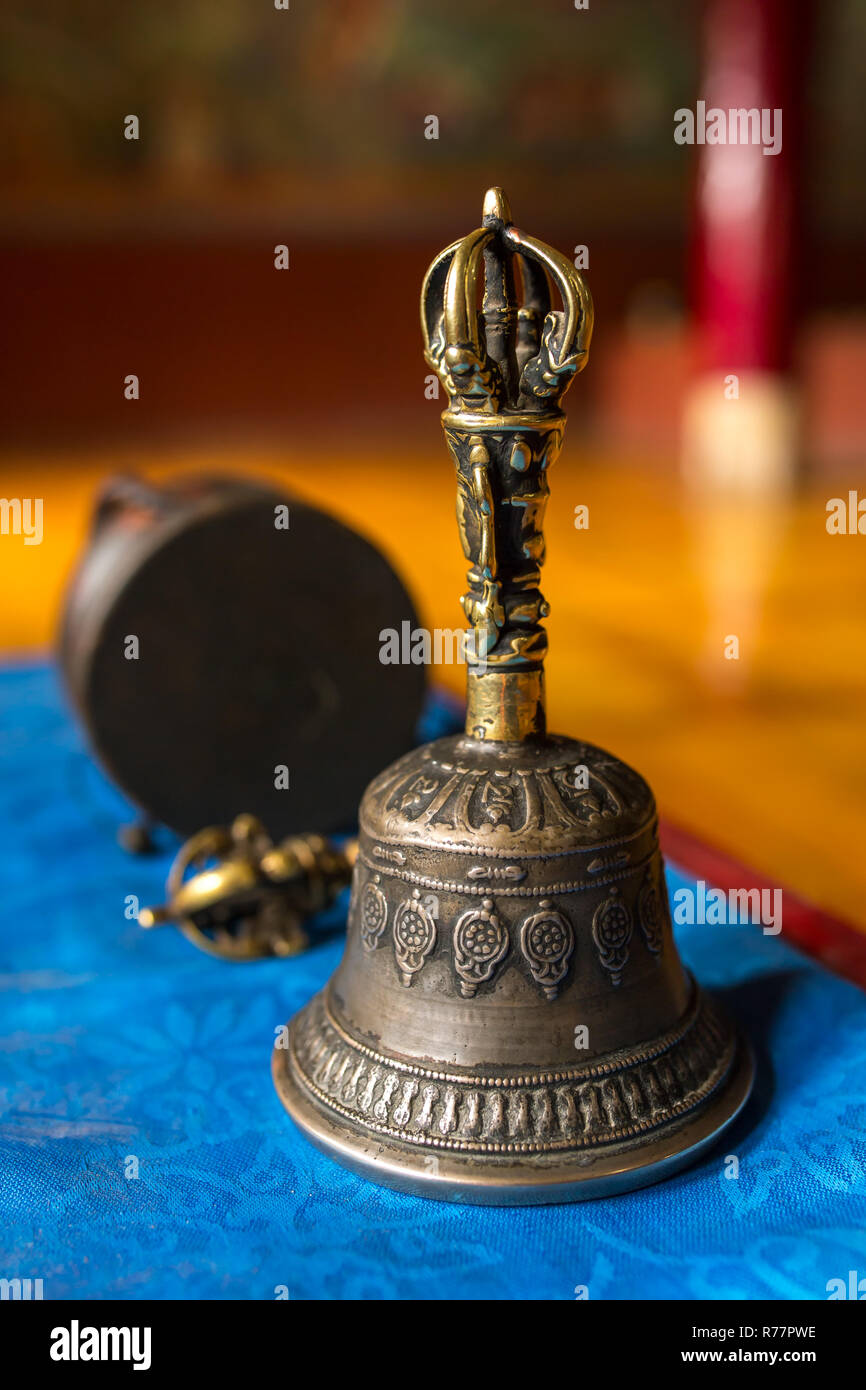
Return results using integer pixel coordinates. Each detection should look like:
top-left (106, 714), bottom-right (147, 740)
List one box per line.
top-left (2, 443), bottom-right (864, 942)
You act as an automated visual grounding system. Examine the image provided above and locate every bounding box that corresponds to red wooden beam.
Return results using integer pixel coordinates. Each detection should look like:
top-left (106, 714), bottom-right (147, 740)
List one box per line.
top-left (660, 817), bottom-right (866, 990)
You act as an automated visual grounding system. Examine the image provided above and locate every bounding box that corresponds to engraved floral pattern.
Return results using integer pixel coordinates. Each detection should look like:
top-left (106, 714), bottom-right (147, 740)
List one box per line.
top-left (453, 898), bottom-right (509, 997)
top-left (519, 899), bottom-right (575, 999)
top-left (592, 887), bottom-right (633, 985)
top-left (393, 889), bottom-right (437, 986)
top-left (359, 879), bottom-right (388, 951)
top-left (638, 869), bottom-right (663, 956)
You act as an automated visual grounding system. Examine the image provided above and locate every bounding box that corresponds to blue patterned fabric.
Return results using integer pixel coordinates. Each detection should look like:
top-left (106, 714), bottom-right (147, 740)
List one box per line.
top-left (1, 663), bottom-right (864, 1301)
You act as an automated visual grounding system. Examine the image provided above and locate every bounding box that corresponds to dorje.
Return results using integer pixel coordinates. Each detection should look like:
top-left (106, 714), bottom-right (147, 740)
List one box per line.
top-left (139, 814), bottom-right (355, 961)
top-left (272, 188), bottom-right (753, 1203)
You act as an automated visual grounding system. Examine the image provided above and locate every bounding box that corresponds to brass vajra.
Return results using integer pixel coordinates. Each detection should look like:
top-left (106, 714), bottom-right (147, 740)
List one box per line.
top-left (273, 190), bottom-right (753, 1204)
top-left (140, 815), bottom-right (355, 961)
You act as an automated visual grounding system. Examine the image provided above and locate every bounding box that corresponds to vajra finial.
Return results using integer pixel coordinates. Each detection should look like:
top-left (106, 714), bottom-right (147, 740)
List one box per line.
top-left (421, 188), bottom-right (593, 742)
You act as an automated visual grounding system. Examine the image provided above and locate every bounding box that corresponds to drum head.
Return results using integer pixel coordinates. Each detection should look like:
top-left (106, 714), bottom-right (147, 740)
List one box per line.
top-left (69, 492), bottom-right (426, 839)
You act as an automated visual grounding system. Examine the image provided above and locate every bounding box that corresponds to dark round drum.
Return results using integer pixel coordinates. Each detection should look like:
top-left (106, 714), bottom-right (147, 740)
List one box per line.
top-left (59, 474), bottom-right (426, 841)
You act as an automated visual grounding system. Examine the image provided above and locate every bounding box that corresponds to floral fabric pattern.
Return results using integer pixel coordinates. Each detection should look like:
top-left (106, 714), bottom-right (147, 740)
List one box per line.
top-left (0, 666), bottom-right (864, 1300)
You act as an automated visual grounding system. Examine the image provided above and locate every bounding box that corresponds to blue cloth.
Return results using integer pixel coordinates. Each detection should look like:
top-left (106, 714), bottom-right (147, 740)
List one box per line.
top-left (1, 663), bottom-right (864, 1300)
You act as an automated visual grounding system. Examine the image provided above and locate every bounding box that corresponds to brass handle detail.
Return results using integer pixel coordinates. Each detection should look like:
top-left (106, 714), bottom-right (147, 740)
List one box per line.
top-left (421, 188), bottom-right (593, 740)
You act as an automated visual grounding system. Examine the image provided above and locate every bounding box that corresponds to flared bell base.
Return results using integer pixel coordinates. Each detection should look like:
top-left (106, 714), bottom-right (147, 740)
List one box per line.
top-left (273, 984), bottom-right (753, 1205)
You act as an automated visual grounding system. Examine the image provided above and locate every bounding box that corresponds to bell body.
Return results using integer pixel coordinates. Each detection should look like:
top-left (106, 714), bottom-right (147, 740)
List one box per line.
top-left (274, 731), bottom-right (752, 1202)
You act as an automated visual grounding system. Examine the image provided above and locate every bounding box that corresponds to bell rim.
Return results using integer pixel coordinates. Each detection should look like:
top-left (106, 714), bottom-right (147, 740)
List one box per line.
top-left (272, 1015), bottom-right (754, 1206)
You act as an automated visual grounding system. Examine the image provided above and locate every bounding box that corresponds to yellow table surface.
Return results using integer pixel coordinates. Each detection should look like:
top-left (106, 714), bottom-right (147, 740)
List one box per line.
top-left (2, 444), bottom-right (864, 930)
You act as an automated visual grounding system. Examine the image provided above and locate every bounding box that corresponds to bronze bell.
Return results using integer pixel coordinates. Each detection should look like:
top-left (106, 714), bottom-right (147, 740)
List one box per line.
top-left (274, 189), bottom-right (753, 1203)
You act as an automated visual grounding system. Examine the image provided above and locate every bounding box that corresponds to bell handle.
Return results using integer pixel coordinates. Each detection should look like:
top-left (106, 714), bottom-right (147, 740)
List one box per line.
top-left (460, 438), bottom-right (504, 656)
top-left (422, 189), bottom-right (594, 741)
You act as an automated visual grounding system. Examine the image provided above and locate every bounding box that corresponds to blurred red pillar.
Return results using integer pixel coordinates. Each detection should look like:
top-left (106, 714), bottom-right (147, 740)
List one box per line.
top-left (684, 0), bottom-right (816, 690)
top-left (693, 0), bottom-right (813, 379)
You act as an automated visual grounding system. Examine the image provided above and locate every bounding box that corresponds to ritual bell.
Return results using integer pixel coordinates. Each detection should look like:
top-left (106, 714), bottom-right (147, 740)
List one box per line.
top-left (273, 189), bottom-right (753, 1203)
